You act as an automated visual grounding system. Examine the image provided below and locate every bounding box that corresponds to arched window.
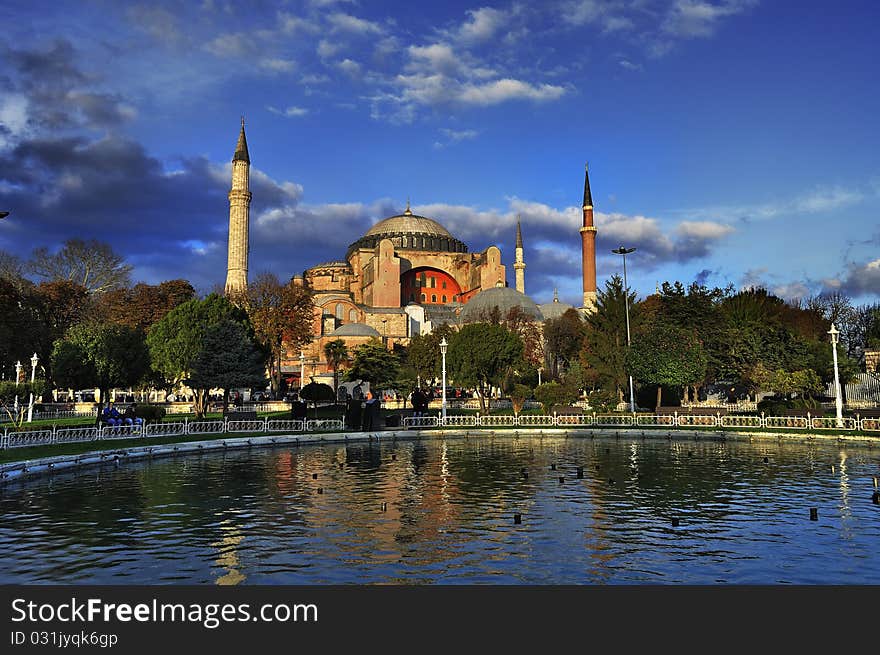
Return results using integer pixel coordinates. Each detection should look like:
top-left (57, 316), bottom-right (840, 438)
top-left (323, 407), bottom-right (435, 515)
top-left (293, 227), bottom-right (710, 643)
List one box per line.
top-left (335, 304), bottom-right (344, 321)
top-left (349, 309), bottom-right (358, 322)
top-left (442, 295), bottom-right (447, 303)
top-left (421, 293), bottom-right (426, 302)
top-left (431, 294), bottom-right (437, 303)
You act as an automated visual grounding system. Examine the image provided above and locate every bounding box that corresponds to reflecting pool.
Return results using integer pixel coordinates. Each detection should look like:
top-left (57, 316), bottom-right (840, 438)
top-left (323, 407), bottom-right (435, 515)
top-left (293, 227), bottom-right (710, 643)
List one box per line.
top-left (1, 436), bottom-right (879, 584)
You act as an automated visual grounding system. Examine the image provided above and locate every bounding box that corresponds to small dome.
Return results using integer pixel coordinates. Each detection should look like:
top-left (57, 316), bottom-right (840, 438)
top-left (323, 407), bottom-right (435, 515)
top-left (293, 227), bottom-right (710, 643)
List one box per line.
top-left (538, 299), bottom-right (576, 320)
top-left (460, 286), bottom-right (544, 323)
top-left (330, 323), bottom-right (381, 337)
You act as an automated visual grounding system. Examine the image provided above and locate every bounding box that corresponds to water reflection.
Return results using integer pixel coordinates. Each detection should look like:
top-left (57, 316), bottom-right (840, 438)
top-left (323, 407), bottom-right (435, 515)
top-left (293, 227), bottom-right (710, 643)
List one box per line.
top-left (1, 436), bottom-right (879, 584)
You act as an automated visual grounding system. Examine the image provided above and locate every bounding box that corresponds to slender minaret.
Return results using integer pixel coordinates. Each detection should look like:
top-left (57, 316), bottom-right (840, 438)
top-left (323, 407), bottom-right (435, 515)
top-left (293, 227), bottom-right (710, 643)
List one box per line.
top-left (225, 118), bottom-right (251, 295)
top-left (580, 163), bottom-right (598, 312)
top-left (514, 218), bottom-right (526, 295)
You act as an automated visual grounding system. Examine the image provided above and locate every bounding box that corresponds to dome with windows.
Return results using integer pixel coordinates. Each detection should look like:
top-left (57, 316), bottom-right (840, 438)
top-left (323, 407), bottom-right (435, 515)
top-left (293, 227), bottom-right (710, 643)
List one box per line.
top-left (347, 206), bottom-right (468, 256)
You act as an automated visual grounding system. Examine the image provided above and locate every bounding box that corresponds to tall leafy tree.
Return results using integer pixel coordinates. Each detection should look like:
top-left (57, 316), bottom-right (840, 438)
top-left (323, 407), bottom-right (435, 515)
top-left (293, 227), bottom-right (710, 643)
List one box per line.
top-left (147, 294), bottom-right (251, 416)
top-left (580, 275), bottom-right (639, 403)
top-left (543, 308), bottom-right (585, 379)
top-left (52, 322), bottom-right (150, 420)
top-left (345, 340), bottom-right (401, 390)
top-left (405, 324), bottom-right (456, 384)
top-left (234, 272), bottom-right (315, 395)
top-left (626, 325), bottom-right (707, 410)
top-left (28, 239), bottom-right (132, 293)
top-left (447, 323), bottom-right (523, 412)
top-left (323, 338), bottom-right (349, 395)
top-left (188, 319), bottom-right (268, 414)
top-left (100, 279), bottom-right (196, 330)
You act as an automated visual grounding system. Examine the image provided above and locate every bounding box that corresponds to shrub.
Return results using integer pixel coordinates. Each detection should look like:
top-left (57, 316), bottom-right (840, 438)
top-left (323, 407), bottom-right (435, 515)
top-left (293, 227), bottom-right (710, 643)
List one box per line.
top-left (134, 404), bottom-right (166, 423)
top-left (509, 384), bottom-right (532, 416)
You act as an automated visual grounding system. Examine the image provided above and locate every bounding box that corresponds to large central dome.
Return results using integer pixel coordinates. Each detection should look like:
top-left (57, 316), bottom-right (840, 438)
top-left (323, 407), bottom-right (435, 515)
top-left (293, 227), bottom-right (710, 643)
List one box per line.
top-left (365, 209), bottom-right (452, 239)
top-left (347, 206), bottom-right (468, 257)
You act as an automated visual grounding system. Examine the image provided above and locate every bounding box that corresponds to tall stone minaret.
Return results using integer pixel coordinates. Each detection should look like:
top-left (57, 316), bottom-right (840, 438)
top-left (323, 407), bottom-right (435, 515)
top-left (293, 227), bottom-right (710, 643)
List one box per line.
top-left (514, 218), bottom-right (526, 295)
top-left (580, 163), bottom-right (598, 313)
top-left (225, 118), bottom-right (251, 295)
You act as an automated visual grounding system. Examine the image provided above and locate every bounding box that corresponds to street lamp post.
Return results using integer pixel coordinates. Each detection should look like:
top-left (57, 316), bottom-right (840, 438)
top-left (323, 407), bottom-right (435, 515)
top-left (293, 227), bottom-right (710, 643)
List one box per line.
top-left (828, 323), bottom-right (844, 428)
top-left (14, 359), bottom-right (21, 419)
top-left (382, 319), bottom-right (388, 347)
top-left (299, 350), bottom-right (306, 391)
top-left (538, 366), bottom-right (543, 386)
top-left (612, 246), bottom-right (637, 413)
top-left (27, 352), bottom-right (38, 423)
top-left (440, 338), bottom-right (448, 424)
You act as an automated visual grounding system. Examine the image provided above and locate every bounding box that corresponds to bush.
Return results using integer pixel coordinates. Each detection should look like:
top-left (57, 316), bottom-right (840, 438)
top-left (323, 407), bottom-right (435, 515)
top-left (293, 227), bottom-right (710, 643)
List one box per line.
top-left (534, 382), bottom-right (577, 414)
top-left (509, 384), bottom-right (532, 415)
top-left (134, 404), bottom-right (166, 423)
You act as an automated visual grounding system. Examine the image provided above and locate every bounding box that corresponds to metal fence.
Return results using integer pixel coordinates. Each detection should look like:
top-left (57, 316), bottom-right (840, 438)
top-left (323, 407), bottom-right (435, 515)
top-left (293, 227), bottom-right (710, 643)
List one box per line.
top-left (3, 411), bottom-right (880, 451)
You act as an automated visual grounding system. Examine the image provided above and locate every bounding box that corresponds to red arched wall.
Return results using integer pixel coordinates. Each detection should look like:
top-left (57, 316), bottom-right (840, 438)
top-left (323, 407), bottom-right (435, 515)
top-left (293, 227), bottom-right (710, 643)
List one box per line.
top-left (401, 267), bottom-right (462, 305)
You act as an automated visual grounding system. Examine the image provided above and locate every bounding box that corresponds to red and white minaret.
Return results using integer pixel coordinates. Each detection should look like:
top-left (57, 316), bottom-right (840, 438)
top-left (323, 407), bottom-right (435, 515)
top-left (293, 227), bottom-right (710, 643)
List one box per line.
top-left (580, 163), bottom-right (597, 313)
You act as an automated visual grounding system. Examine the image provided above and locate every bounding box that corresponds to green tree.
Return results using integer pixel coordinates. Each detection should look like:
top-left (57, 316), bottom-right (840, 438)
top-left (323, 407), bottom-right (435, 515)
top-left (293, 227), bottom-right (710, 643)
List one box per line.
top-left (447, 323), bottom-right (523, 413)
top-left (234, 272), bottom-right (315, 395)
top-left (188, 319), bottom-right (268, 414)
top-left (0, 380), bottom-right (47, 427)
top-left (543, 307), bottom-right (585, 379)
top-left (626, 325), bottom-right (707, 411)
top-left (146, 294), bottom-right (251, 416)
top-left (300, 382), bottom-right (335, 417)
top-left (346, 340), bottom-right (401, 390)
top-left (509, 383), bottom-right (532, 416)
top-left (580, 275), bottom-right (639, 403)
top-left (533, 381), bottom-right (577, 414)
top-left (405, 324), bottom-right (456, 383)
top-left (323, 339), bottom-right (349, 398)
top-left (52, 322), bottom-right (150, 421)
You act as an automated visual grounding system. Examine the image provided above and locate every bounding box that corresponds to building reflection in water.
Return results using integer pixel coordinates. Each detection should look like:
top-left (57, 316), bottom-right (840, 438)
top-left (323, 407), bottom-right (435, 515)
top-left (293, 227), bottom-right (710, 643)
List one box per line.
top-left (212, 519), bottom-right (246, 585)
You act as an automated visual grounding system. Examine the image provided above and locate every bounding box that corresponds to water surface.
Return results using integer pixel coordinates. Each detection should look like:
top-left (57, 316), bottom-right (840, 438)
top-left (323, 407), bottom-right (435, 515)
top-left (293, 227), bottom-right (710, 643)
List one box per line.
top-left (1, 436), bottom-right (878, 584)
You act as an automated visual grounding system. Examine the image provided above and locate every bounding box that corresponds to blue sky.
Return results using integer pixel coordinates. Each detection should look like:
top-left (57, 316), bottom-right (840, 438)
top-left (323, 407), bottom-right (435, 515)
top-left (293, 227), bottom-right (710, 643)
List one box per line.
top-left (1, 0), bottom-right (878, 306)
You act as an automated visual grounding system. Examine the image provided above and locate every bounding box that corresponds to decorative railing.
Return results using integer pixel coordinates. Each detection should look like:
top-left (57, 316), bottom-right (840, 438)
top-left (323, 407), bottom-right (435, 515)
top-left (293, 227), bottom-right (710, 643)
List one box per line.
top-left (3, 412), bottom-right (880, 451)
top-left (403, 416), bottom-right (439, 429)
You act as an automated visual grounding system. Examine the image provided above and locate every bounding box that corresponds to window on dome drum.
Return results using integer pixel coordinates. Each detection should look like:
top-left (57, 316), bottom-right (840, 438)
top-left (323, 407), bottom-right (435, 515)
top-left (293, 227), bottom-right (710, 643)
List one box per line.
top-left (432, 294), bottom-right (437, 303)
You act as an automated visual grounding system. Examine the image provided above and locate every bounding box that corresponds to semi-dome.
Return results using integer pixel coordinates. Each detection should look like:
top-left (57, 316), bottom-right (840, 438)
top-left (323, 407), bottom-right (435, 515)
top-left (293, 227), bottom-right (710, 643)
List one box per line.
top-left (538, 290), bottom-right (576, 320)
top-left (329, 323), bottom-right (381, 338)
top-left (347, 206), bottom-right (468, 257)
top-left (460, 286), bottom-right (544, 323)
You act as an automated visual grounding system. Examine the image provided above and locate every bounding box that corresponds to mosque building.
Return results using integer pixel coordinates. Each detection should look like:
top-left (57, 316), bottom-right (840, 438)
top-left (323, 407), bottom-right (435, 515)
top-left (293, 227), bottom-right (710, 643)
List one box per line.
top-left (223, 122), bottom-right (597, 388)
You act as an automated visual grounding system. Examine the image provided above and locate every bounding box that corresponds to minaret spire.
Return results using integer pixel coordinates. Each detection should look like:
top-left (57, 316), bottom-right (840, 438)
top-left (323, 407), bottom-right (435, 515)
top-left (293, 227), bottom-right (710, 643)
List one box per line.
top-left (514, 216), bottom-right (526, 295)
top-left (580, 162), bottom-right (598, 313)
top-left (225, 119), bottom-right (252, 295)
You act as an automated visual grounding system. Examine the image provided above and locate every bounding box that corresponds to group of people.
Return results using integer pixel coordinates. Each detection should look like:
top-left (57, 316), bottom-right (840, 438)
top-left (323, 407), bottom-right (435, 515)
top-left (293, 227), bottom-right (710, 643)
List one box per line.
top-left (344, 392), bottom-right (381, 431)
top-left (410, 388), bottom-right (433, 417)
top-left (100, 403), bottom-right (144, 427)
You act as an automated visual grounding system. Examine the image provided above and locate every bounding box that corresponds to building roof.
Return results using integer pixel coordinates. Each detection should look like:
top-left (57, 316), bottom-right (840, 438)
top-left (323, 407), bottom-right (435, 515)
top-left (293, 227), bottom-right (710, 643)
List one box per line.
top-left (583, 163), bottom-right (592, 207)
top-left (347, 205), bottom-right (468, 257)
top-left (329, 323), bottom-right (381, 337)
top-left (233, 119), bottom-right (249, 163)
top-left (460, 286), bottom-right (544, 323)
top-left (364, 207), bottom-right (453, 239)
top-left (538, 291), bottom-right (575, 320)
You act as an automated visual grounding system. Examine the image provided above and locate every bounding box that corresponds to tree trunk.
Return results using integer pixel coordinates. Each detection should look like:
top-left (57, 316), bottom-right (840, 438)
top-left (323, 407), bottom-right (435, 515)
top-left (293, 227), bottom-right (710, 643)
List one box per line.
top-left (222, 388), bottom-right (229, 414)
top-left (682, 385), bottom-right (689, 404)
top-left (193, 388), bottom-right (208, 419)
top-left (656, 385), bottom-right (662, 412)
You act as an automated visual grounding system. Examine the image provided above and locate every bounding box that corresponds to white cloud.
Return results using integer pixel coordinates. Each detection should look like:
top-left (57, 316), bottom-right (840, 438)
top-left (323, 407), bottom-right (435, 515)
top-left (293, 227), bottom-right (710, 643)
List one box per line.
top-left (327, 13), bottom-right (384, 35)
top-left (260, 58), bottom-right (297, 73)
top-left (317, 39), bottom-right (342, 59)
top-left (457, 7), bottom-right (509, 43)
top-left (662, 0), bottom-right (757, 38)
top-left (457, 78), bottom-right (567, 105)
top-left (337, 58), bottom-right (362, 77)
top-left (838, 258), bottom-right (880, 297)
top-left (267, 105), bottom-right (309, 118)
top-left (0, 94), bottom-right (30, 148)
top-left (676, 220), bottom-right (735, 240)
top-left (440, 128), bottom-right (480, 141)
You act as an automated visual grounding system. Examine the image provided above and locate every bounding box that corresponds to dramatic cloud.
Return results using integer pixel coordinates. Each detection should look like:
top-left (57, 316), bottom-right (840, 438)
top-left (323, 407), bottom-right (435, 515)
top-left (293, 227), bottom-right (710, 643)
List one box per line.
top-left (836, 258), bottom-right (880, 298)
